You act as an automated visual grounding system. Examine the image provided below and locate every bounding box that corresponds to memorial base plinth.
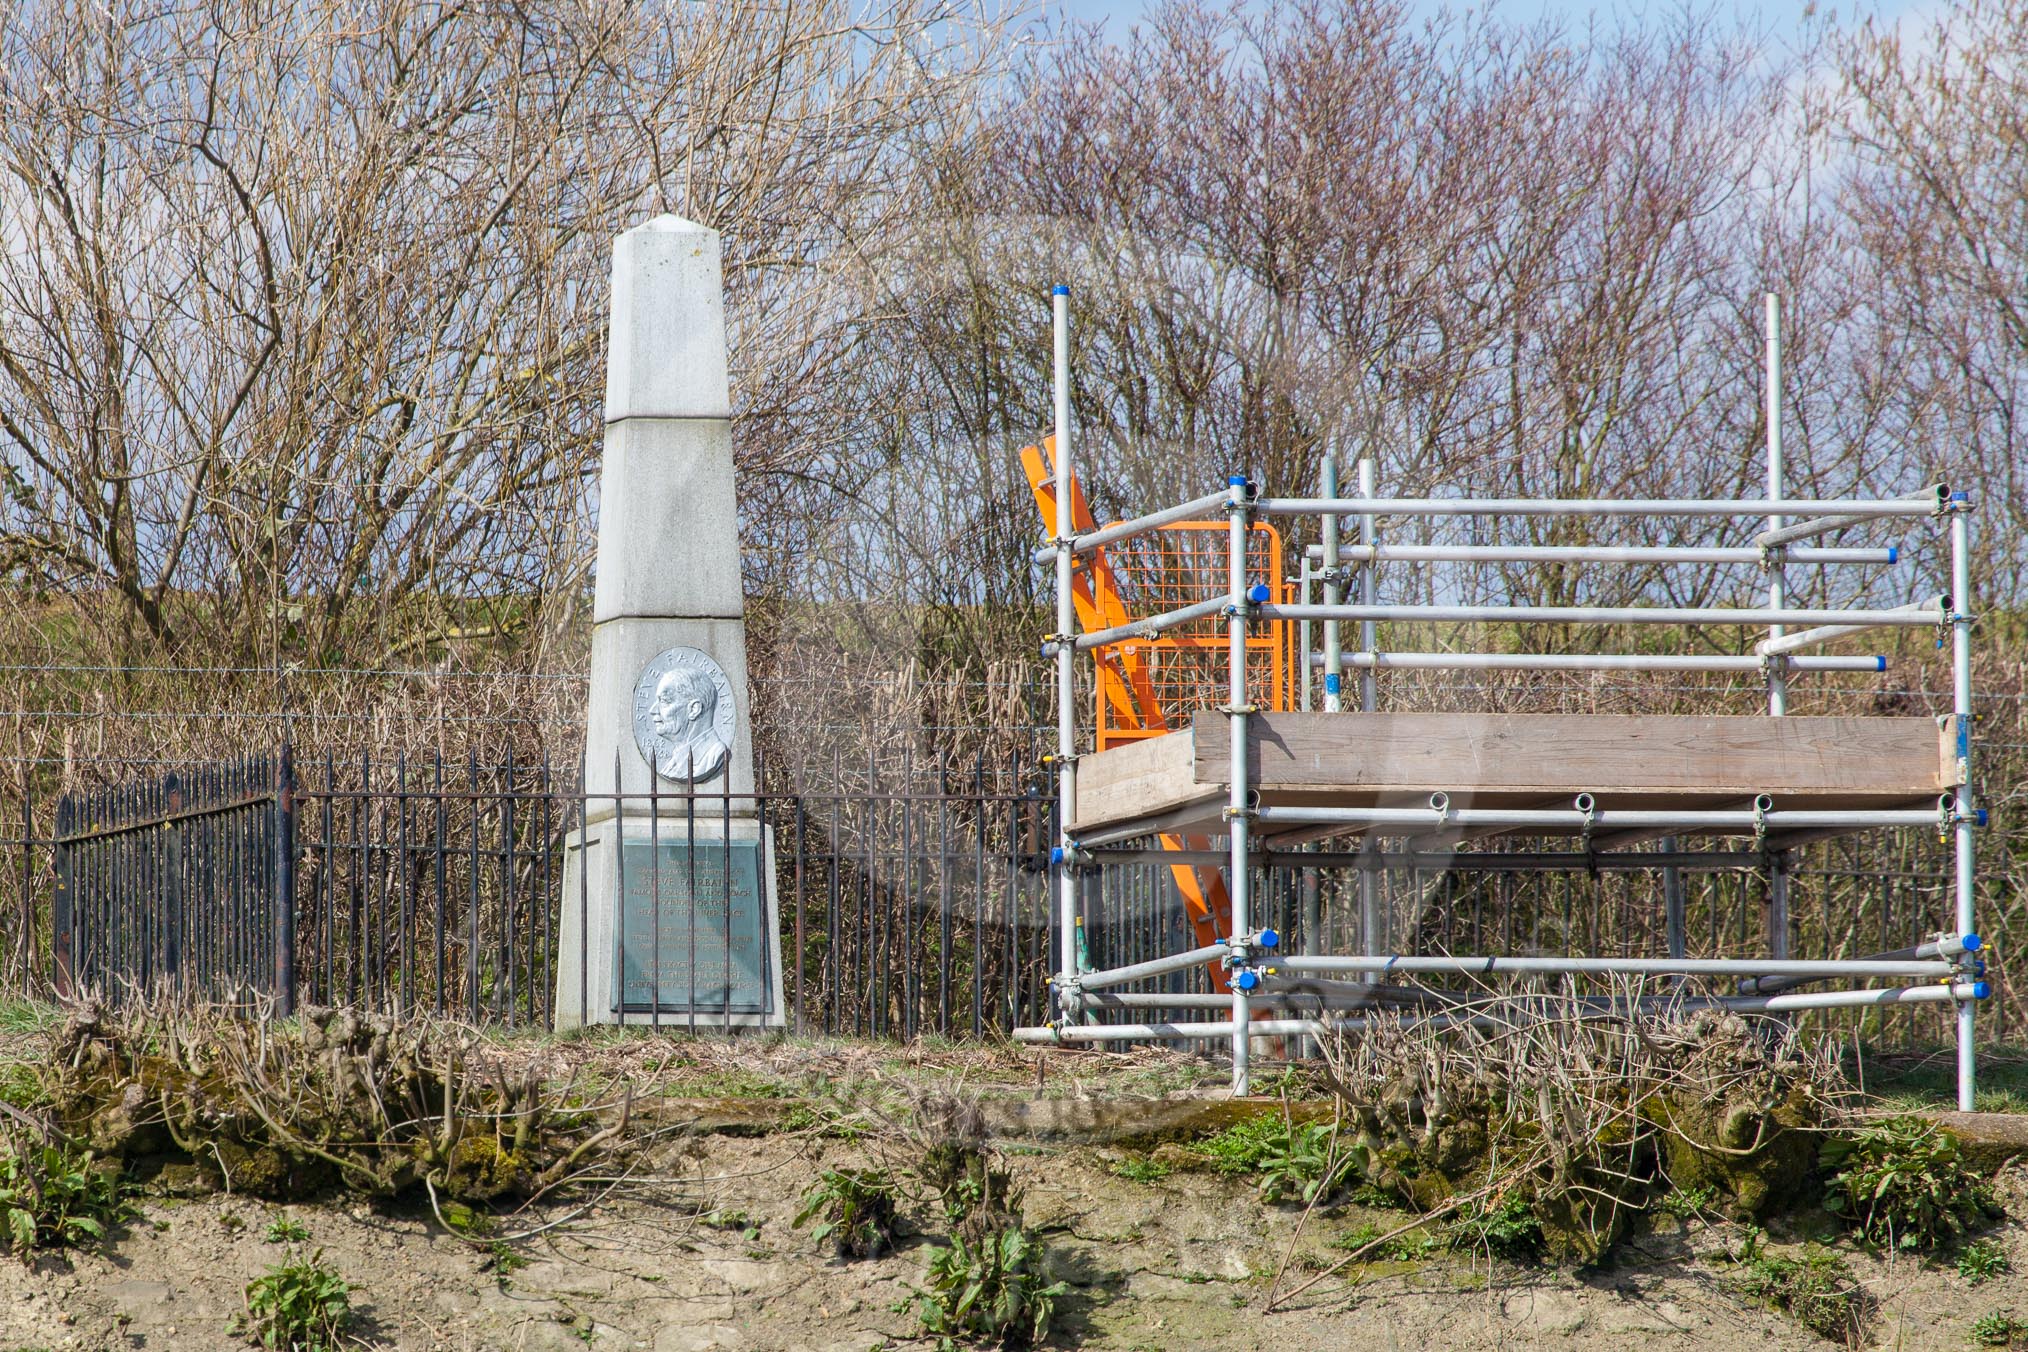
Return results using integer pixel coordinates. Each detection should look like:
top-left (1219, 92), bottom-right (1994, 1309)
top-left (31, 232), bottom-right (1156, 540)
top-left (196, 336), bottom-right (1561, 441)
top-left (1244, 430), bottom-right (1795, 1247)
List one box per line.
top-left (553, 811), bottom-right (785, 1030)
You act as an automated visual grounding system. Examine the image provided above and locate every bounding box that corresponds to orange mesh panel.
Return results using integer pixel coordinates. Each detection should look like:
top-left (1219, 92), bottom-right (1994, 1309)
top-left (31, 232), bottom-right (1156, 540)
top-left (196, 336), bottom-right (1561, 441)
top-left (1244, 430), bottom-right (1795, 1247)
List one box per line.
top-left (1094, 522), bottom-right (1291, 751)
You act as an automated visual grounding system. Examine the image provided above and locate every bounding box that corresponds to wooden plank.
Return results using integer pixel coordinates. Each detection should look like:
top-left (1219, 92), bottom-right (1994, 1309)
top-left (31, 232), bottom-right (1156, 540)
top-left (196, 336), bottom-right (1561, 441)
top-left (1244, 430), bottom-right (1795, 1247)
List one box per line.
top-left (1069, 729), bottom-right (1205, 832)
top-left (1193, 711), bottom-right (1951, 799)
top-left (1071, 711), bottom-right (1954, 836)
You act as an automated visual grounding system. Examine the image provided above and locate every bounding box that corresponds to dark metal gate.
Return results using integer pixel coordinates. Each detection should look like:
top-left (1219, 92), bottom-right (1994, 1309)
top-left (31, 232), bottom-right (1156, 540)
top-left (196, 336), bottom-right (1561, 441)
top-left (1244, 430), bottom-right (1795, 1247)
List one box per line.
top-left (53, 750), bottom-right (296, 1010)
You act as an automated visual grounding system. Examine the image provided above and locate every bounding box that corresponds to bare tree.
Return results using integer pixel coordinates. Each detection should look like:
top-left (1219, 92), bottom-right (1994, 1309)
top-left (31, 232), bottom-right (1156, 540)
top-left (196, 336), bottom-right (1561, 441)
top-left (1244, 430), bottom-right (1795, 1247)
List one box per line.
top-left (0, 0), bottom-right (1004, 670)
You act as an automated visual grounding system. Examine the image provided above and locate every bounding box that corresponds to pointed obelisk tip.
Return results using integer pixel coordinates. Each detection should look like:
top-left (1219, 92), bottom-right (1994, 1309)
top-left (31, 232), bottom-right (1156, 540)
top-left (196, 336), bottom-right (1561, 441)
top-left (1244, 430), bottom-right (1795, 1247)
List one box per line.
top-left (606, 211), bottom-right (729, 422)
top-left (630, 211), bottom-right (716, 237)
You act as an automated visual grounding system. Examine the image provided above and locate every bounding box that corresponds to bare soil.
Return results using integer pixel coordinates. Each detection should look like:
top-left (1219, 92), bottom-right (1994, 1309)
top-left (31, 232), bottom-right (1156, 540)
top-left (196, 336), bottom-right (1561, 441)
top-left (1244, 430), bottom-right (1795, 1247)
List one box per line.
top-left (4, 1023), bottom-right (2024, 1352)
top-left (2, 1122), bottom-right (2025, 1352)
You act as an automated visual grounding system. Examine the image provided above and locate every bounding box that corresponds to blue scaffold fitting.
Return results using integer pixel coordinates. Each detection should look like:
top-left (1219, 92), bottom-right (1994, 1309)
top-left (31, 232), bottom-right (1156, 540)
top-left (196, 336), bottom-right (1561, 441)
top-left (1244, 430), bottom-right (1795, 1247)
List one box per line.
top-left (1887, 545), bottom-right (1900, 564)
top-left (1247, 583), bottom-right (1270, 604)
top-left (1257, 929), bottom-right (1280, 950)
top-left (1229, 474), bottom-right (1248, 487)
top-left (1977, 808), bottom-right (1990, 827)
top-left (1973, 981), bottom-right (1992, 1000)
top-left (1874, 656), bottom-right (1888, 672)
top-left (1234, 969), bottom-right (1260, 991)
top-left (1952, 491), bottom-right (1972, 504)
top-left (1971, 958), bottom-right (1987, 977)
top-left (1965, 934), bottom-right (1984, 952)
top-left (1324, 673), bottom-right (1342, 695)
top-left (1050, 846), bottom-right (1065, 865)
top-left (1052, 283), bottom-right (1070, 296)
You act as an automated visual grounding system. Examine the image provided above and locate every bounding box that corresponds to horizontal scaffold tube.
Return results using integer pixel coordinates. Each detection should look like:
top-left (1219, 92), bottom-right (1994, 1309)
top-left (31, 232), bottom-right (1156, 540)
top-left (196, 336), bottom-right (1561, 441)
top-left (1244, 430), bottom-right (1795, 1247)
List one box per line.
top-left (1079, 847), bottom-right (1780, 872)
top-left (1316, 651), bottom-right (1885, 674)
top-left (1084, 991), bottom-right (1422, 1011)
top-left (1757, 594), bottom-right (1946, 656)
top-left (1011, 1014), bottom-right (1497, 1044)
top-left (1307, 543), bottom-right (1899, 566)
top-left (1030, 491), bottom-right (1231, 564)
top-left (1250, 804), bottom-right (1947, 832)
top-left (1262, 601), bottom-right (1945, 629)
top-left (1256, 493), bottom-right (1947, 521)
top-left (1011, 982), bottom-right (1985, 1044)
top-left (1057, 596), bottom-right (1229, 652)
top-left (1754, 487), bottom-right (1948, 548)
top-left (1737, 933), bottom-right (1980, 995)
top-left (1274, 953), bottom-right (1954, 980)
top-left (1072, 941), bottom-right (1230, 992)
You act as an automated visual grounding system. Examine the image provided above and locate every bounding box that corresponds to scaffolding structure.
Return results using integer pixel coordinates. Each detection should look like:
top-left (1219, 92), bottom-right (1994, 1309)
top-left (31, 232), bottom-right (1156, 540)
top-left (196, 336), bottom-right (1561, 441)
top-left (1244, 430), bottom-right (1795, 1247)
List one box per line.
top-left (1016, 288), bottom-right (1992, 1110)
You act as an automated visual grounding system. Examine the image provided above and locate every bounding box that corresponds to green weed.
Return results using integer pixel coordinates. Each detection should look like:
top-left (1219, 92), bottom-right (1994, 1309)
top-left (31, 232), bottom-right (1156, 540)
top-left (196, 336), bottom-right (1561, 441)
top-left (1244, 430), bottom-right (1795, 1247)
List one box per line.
top-left (1108, 1156), bottom-right (1171, 1183)
top-left (1452, 1193), bottom-right (1542, 1261)
top-left (1821, 1116), bottom-right (1999, 1252)
top-left (1199, 1114), bottom-right (1355, 1205)
top-left (0, 1137), bottom-right (131, 1256)
top-left (264, 1217), bottom-right (311, 1244)
top-left (913, 1225), bottom-right (1069, 1351)
top-left (1656, 1184), bottom-right (1718, 1220)
top-left (1724, 1227), bottom-right (1868, 1342)
top-left (794, 1168), bottom-right (900, 1259)
top-left (1958, 1238), bottom-right (2012, 1285)
top-left (1972, 1312), bottom-right (2028, 1348)
top-left (237, 1249), bottom-right (353, 1351)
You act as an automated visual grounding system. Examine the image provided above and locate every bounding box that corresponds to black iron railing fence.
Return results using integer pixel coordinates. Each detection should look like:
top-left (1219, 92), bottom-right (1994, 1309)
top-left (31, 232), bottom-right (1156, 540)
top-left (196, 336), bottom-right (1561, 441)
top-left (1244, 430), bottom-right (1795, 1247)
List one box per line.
top-left (0, 742), bottom-right (1999, 1045)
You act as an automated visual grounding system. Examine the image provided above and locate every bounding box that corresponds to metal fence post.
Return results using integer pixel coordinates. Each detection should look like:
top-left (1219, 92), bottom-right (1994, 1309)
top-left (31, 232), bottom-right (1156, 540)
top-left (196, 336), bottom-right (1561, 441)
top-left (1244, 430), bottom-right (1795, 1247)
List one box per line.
top-left (52, 795), bottom-right (73, 1000)
top-left (273, 744), bottom-right (297, 1016)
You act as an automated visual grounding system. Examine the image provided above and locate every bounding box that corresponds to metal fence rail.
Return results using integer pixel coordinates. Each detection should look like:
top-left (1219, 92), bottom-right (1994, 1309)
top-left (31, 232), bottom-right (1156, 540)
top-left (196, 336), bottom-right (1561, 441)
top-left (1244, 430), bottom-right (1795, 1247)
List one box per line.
top-left (53, 751), bottom-right (292, 1008)
top-left (0, 742), bottom-right (1994, 1046)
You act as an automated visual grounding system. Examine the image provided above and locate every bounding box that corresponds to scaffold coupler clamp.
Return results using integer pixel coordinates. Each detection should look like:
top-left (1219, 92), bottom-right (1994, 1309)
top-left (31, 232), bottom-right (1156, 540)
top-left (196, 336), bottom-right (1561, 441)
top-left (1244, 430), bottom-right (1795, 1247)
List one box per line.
top-left (1941, 488), bottom-right (1973, 516)
top-left (1224, 928), bottom-right (1277, 985)
top-left (1938, 792), bottom-right (1986, 842)
top-left (1050, 972), bottom-right (1084, 1026)
top-left (1040, 632), bottom-right (1076, 658)
top-left (1227, 474), bottom-right (1260, 509)
top-left (1050, 844), bottom-right (1095, 872)
top-left (1227, 582), bottom-right (1273, 617)
top-left (1752, 794), bottom-right (1772, 852)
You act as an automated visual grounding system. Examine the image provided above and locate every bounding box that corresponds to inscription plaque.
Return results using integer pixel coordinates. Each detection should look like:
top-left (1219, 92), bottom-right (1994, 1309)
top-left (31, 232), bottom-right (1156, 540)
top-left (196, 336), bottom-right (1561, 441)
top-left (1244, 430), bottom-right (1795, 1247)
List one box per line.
top-left (617, 834), bottom-right (771, 1014)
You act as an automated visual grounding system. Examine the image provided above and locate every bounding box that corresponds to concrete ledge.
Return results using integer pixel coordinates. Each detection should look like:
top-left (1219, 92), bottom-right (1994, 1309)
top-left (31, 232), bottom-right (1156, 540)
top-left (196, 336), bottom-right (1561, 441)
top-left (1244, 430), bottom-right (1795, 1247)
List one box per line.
top-left (1927, 1111), bottom-right (2028, 1166)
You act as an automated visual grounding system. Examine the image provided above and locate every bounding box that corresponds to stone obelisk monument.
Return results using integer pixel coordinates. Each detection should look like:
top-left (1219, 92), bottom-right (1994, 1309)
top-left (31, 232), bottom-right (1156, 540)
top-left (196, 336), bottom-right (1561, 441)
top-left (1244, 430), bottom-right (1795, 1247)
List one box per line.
top-left (555, 214), bottom-right (784, 1029)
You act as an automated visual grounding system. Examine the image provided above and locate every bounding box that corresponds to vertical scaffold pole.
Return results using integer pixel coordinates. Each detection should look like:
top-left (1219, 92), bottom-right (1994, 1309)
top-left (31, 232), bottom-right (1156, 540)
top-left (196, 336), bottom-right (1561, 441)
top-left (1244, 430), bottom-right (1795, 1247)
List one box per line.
top-left (1051, 285), bottom-right (1079, 1022)
top-left (1765, 295), bottom-right (1789, 719)
top-left (1321, 459), bottom-right (1342, 712)
top-left (1357, 458), bottom-right (1379, 714)
top-left (1951, 503), bottom-right (1977, 1111)
top-left (1357, 457), bottom-right (1381, 957)
top-left (1764, 296), bottom-right (1792, 963)
top-left (1228, 475), bottom-right (1252, 1096)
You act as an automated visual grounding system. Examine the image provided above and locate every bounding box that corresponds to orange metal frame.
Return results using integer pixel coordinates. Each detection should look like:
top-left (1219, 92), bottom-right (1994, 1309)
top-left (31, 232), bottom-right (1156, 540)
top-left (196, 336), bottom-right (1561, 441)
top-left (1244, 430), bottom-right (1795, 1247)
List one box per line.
top-left (1020, 438), bottom-right (1293, 988)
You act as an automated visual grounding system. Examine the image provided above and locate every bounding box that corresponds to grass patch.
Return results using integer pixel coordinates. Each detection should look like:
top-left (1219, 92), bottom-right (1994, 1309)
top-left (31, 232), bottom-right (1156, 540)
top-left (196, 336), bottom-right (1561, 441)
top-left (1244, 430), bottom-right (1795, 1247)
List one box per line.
top-left (1108, 1156), bottom-right (1171, 1184)
top-left (0, 999), bottom-right (58, 1037)
top-left (1857, 1046), bottom-right (2028, 1114)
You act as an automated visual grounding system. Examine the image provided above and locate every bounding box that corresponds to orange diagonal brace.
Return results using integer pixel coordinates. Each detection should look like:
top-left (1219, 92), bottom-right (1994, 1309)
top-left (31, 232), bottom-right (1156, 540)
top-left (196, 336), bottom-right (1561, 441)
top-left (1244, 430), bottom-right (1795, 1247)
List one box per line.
top-left (1021, 438), bottom-right (1234, 983)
